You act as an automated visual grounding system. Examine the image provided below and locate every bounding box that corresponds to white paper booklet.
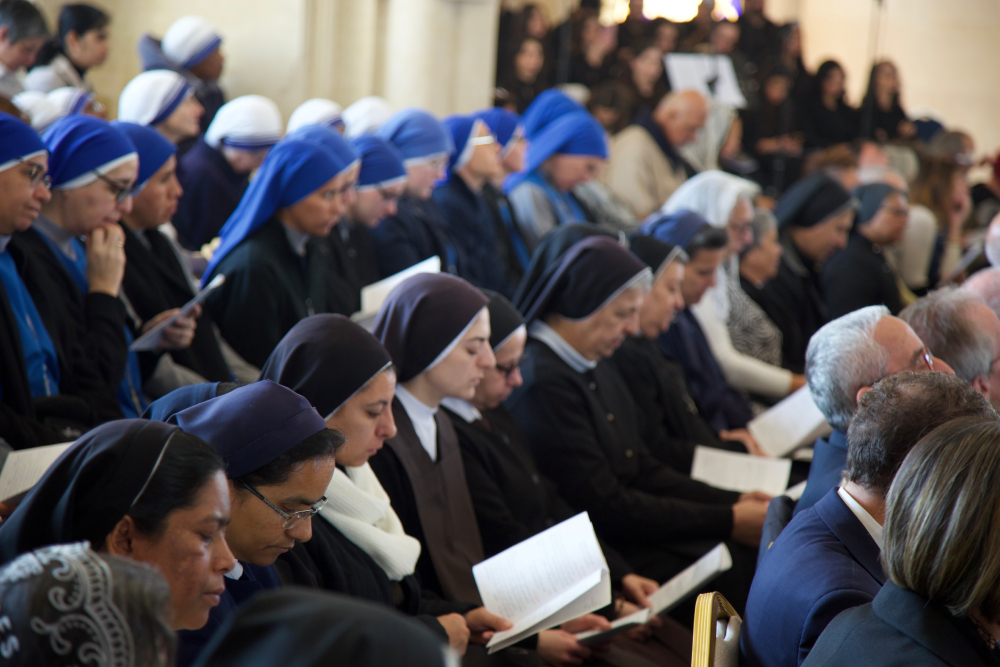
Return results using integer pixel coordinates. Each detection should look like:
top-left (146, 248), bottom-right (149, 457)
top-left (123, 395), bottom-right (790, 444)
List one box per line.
top-left (0, 442), bottom-right (73, 502)
top-left (473, 512), bottom-right (612, 653)
top-left (358, 256), bottom-right (441, 315)
top-left (746, 386), bottom-right (832, 457)
top-left (690, 446), bottom-right (792, 497)
top-left (574, 543), bottom-right (733, 645)
top-left (664, 54), bottom-right (747, 108)
top-left (130, 274), bottom-right (226, 351)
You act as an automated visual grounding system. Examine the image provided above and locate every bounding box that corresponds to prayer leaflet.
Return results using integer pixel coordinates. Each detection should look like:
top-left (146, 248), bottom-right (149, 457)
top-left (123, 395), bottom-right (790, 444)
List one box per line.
top-left (473, 512), bottom-right (611, 653)
top-left (746, 386), bottom-right (832, 457)
top-left (0, 441), bottom-right (73, 503)
top-left (130, 274), bottom-right (226, 351)
top-left (690, 446), bottom-right (792, 497)
top-left (574, 543), bottom-right (733, 645)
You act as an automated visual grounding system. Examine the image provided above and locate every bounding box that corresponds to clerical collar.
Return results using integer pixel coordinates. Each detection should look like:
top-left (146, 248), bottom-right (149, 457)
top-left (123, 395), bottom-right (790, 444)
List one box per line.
top-left (529, 320), bottom-right (597, 373)
top-left (395, 384), bottom-right (439, 461)
top-left (34, 215), bottom-right (79, 260)
top-left (283, 224), bottom-right (310, 257)
top-left (837, 487), bottom-right (883, 549)
top-left (224, 560), bottom-right (244, 580)
top-left (0, 236), bottom-right (10, 254)
top-left (441, 397), bottom-right (482, 423)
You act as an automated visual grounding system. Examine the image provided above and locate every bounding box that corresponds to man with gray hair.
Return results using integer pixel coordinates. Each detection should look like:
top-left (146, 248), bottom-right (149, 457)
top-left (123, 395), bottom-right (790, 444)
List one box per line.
top-left (0, 0), bottom-right (50, 98)
top-left (794, 305), bottom-right (949, 515)
top-left (899, 286), bottom-right (1000, 407)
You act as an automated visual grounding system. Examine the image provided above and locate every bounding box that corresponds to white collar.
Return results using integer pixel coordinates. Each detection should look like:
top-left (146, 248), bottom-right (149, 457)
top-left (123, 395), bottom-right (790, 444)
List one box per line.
top-left (282, 224), bottom-right (310, 257)
top-left (395, 384), bottom-right (439, 461)
top-left (837, 487), bottom-right (883, 549)
top-left (440, 397), bottom-right (482, 423)
top-left (33, 215), bottom-right (79, 260)
top-left (224, 560), bottom-right (244, 580)
top-left (529, 320), bottom-right (597, 373)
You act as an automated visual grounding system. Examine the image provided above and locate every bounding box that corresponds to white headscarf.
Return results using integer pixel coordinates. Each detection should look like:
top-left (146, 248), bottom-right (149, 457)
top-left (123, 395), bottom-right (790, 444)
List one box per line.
top-left (661, 170), bottom-right (760, 228)
top-left (162, 16), bottom-right (222, 69)
top-left (117, 70), bottom-right (193, 127)
top-left (12, 91), bottom-right (60, 131)
top-left (286, 98), bottom-right (344, 134)
top-left (205, 94), bottom-right (283, 149)
top-left (342, 96), bottom-right (394, 138)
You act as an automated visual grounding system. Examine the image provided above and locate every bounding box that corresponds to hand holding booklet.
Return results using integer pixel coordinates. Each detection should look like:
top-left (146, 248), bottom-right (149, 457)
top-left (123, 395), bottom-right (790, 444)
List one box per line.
top-left (473, 513), bottom-right (611, 653)
top-left (129, 274), bottom-right (226, 351)
top-left (690, 446), bottom-right (792, 497)
top-left (574, 543), bottom-right (734, 646)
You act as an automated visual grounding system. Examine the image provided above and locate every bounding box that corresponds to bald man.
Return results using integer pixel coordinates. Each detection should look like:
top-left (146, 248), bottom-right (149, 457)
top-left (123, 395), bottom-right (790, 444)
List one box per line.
top-left (604, 89), bottom-right (707, 220)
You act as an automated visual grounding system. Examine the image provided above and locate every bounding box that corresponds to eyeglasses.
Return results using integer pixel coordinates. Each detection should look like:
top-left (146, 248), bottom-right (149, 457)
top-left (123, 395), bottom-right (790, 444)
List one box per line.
top-left (902, 347), bottom-right (935, 373)
top-left (496, 356), bottom-right (526, 380)
top-left (94, 171), bottom-right (133, 204)
top-left (323, 179), bottom-right (357, 201)
top-left (469, 134), bottom-right (496, 147)
top-left (237, 480), bottom-right (327, 530)
top-left (376, 187), bottom-right (401, 204)
top-left (20, 160), bottom-right (51, 189)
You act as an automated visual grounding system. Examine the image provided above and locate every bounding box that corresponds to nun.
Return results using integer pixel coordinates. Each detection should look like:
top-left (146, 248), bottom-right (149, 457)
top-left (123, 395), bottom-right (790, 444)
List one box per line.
top-left (174, 94), bottom-right (284, 250)
top-left (342, 95), bottom-right (394, 138)
top-left (334, 134), bottom-right (407, 308)
top-left (610, 235), bottom-right (751, 473)
top-left (504, 93), bottom-right (608, 252)
top-left (161, 381), bottom-right (342, 667)
top-left (0, 419), bottom-right (236, 634)
top-left (433, 114), bottom-right (513, 296)
top-left (23, 4), bottom-right (109, 93)
top-left (752, 173), bottom-right (855, 373)
top-left (474, 107), bottom-right (530, 289)
top-left (822, 183), bottom-right (907, 319)
top-left (371, 108), bottom-right (464, 278)
top-left (192, 589), bottom-right (451, 667)
top-left (118, 69), bottom-right (205, 145)
top-left (287, 98), bottom-right (345, 134)
top-left (138, 15), bottom-right (225, 132)
top-left (647, 211), bottom-right (757, 434)
top-left (259, 315), bottom-right (512, 655)
top-left (506, 235), bottom-right (767, 613)
top-left (9, 115), bottom-right (199, 418)
top-left (113, 121), bottom-right (241, 389)
top-left (201, 133), bottom-right (359, 368)
top-left (660, 170), bottom-right (803, 400)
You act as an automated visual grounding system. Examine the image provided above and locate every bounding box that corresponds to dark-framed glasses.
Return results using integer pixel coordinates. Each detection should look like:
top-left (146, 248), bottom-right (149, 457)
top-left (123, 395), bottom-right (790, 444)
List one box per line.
top-left (20, 159), bottom-right (51, 189)
top-left (376, 186), bottom-right (401, 204)
top-left (496, 356), bottom-right (526, 380)
top-left (237, 480), bottom-right (327, 530)
top-left (94, 171), bottom-right (133, 204)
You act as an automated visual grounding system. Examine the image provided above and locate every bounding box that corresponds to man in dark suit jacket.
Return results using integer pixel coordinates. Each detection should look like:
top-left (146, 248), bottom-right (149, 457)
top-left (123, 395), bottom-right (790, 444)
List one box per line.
top-left (741, 372), bottom-right (995, 667)
top-left (793, 306), bottom-right (949, 517)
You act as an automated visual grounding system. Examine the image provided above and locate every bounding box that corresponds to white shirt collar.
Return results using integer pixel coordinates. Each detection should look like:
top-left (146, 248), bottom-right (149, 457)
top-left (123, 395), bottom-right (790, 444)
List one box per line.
top-left (224, 560), bottom-right (244, 580)
top-left (529, 320), bottom-right (597, 373)
top-left (282, 224), bottom-right (310, 257)
top-left (837, 487), bottom-right (883, 549)
top-left (395, 384), bottom-right (439, 461)
top-left (440, 397), bottom-right (482, 423)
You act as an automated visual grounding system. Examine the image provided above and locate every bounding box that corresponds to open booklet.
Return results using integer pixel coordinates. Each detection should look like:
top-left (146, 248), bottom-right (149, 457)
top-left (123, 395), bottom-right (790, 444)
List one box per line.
top-left (690, 446), bottom-right (792, 497)
top-left (0, 441), bottom-right (73, 503)
top-left (129, 274), bottom-right (226, 351)
top-left (351, 256), bottom-right (441, 331)
top-left (473, 513), bottom-right (612, 653)
top-left (574, 543), bottom-right (733, 646)
top-left (746, 386), bottom-right (832, 458)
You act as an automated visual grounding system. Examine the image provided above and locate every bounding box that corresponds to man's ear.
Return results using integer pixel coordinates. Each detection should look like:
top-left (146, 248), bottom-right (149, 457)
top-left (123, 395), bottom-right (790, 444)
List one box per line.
top-left (972, 375), bottom-right (991, 399)
top-left (103, 515), bottom-right (138, 556)
top-left (856, 385), bottom-right (873, 404)
top-left (0, 26), bottom-right (9, 45)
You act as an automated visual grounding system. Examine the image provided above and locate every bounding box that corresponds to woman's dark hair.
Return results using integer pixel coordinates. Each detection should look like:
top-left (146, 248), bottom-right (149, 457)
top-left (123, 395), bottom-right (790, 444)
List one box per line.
top-left (127, 431), bottom-right (225, 537)
top-left (808, 60), bottom-right (845, 104)
top-left (0, 0), bottom-right (49, 44)
top-left (34, 3), bottom-right (108, 67)
top-left (686, 226), bottom-right (729, 257)
top-left (629, 35), bottom-right (661, 62)
top-left (236, 428), bottom-right (345, 488)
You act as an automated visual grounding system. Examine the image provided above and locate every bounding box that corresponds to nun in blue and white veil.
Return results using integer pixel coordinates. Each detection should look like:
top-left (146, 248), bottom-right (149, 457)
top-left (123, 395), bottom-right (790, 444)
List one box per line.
top-left (202, 134), bottom-right (360, 368)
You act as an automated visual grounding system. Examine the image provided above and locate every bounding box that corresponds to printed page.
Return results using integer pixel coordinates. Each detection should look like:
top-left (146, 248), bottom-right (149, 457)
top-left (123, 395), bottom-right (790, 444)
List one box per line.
top-left (690, 446), bottom-right (792, 497)
top-left (575, 607), bottom-right (652, 646)
top-left (473, 513), bottom-right (611, 652)
top-left (0, 442), bottom-right (73, 502)
top-left (648, 543), bottom-right (733, 616)
top-left (358, 256), bottom-right (441, 316)
top-left (130, 274), bottom-right (226, 351)
top-left (746, 386), bottom-right (832, 457)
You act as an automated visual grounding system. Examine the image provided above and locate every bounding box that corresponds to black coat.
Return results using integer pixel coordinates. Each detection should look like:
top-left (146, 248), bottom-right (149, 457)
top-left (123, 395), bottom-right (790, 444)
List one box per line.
top-left (803, 99), bottom-right (860, 149)
top-left (173, 138), bottom-right (249, 251)
top-left (801, 581), bottom-right (1000, 667)
top-left (506, 340), bottom-right (740, 582)
top-left (751, 232), bottom-right (828, 374)
top-left (326, 220), bottom-right (381, 313)
top-left (204, 218), bottom-right (355, 368)
top-left (120, 225), bottom-right (231, 382)
top-left (482, 186), bottom-right (527, 291)
top-left (609, 336), bottom-right (745, 473)
top-left (370, 196), bottom-right (464, 279)
top-left (822, 232), bottom-right (902, 320)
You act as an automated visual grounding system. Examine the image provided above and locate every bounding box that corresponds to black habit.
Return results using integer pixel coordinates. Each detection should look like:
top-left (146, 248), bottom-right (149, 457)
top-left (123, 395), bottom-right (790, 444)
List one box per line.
top-left (822, 231), bottom-right (903, 319)
top-left (326, 220), bottom-right (381, 314)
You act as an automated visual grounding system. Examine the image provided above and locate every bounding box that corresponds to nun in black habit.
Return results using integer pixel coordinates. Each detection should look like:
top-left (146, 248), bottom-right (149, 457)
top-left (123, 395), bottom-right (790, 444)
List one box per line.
top-left (751, 173), bottom-right (856, 373)
top-left (506, 236), bottom-right (767, 614)
top-left (260, 314), bottom-right (500, 649)
top-left (609, 235), bottom-right (749, 474)
top-left (192, 588), bottom-right (450, 667)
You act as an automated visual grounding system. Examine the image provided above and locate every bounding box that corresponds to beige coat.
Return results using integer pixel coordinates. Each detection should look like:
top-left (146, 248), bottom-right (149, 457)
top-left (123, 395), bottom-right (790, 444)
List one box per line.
top-left (604, 125), bottom-right (688, 220)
